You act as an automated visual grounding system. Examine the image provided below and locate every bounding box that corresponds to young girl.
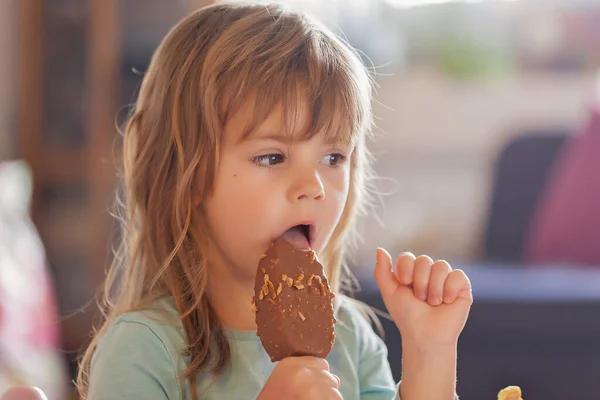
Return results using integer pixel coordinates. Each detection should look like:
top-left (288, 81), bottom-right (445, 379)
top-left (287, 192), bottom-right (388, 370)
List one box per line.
top-left (77, 3), bottom-right (473, 399)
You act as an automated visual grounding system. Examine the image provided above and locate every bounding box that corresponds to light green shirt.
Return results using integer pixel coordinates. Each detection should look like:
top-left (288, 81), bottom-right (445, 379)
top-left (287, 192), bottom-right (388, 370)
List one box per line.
top-left (89, 295), bottom-right (401, 399)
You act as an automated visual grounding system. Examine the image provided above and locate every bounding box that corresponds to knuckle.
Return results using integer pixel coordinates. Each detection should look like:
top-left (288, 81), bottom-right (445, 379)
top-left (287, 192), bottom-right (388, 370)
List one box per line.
top-left (278, 357), bottom-right (296, 370)
top-left (278, 357), bottom-right (292, 366)
top-left (286, 365), bottom-right (307, 384)
top-left (320, 358), bottom-right (330, 371)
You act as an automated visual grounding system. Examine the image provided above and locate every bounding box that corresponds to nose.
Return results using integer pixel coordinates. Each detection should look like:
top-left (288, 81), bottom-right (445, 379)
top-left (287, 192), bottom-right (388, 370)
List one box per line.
top-left (288, 167), bottom-right (325, 202)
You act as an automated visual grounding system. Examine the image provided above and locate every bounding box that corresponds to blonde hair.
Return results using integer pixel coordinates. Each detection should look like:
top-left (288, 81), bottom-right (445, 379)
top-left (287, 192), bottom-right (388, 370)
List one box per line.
top-left (77, 3), bottom-right (374, 398)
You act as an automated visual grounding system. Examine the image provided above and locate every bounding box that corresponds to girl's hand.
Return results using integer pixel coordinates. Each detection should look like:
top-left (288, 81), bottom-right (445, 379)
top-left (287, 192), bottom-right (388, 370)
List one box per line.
top-left (0, 387), bottom-right (47, 400)
top-left (258, 357), bottom-right (342, 400)
top-left (374, 248), bottom-right (473, 347)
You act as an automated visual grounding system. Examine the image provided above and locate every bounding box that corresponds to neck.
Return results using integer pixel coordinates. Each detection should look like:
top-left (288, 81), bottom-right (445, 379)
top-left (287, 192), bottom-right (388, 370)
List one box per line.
top-left (206, 255), bottom-right (257, 331)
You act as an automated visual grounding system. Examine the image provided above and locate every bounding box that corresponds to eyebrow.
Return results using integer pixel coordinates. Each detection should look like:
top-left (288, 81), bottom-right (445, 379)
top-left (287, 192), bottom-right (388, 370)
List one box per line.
top-left (243, 132), bottom-right (293, 143)
top-left (239, 131), bottom-right (348, 146)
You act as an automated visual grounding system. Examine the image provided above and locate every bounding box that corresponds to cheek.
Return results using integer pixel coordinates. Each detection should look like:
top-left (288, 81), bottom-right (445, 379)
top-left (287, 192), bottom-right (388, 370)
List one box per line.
top-left (329, 167), bottom-right (351, 208)
top-left (208, 167), bottom-right (274, 231)
top-left (322, 168), bottom-right (351, 225)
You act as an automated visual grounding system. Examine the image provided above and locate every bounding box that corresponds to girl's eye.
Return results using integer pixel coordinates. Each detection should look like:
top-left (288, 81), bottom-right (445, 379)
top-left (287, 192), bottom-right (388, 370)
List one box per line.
top-left (253, 153), bottom-right (285, 167)
top-left (322, 153), bottom-right (347, 167)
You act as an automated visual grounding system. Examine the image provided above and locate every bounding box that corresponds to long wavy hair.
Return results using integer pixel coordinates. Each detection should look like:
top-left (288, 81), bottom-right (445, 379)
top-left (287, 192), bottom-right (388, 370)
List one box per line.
top-left (77, 3), bottom-right (375, 399)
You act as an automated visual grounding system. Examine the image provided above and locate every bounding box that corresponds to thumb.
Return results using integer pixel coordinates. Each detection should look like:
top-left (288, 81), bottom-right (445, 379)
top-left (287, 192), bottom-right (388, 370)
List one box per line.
top-left (373, 247), bottom-right (399, 297)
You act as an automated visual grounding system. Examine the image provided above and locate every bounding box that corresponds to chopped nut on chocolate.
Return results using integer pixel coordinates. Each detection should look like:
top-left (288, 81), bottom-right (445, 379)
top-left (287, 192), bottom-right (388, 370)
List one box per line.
top-left (286, 277), bottom-right (293, 287)
top-left (276, 283), bottom-right (283, 295)
top-left (298, 311), bottom-right (306, 321)
top-left (297, 273), bottom-right (305, 281)
top-left (268, 280), bottom-right (276, 298)
top-left (307, 274), bottom-right (314, 286)
top-left (318, 282), bottom-right (326, 296)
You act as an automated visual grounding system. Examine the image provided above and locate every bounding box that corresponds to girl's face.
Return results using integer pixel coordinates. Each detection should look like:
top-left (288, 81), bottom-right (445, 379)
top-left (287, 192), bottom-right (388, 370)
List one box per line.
top-left (203, 99), bottom-right (353, 282)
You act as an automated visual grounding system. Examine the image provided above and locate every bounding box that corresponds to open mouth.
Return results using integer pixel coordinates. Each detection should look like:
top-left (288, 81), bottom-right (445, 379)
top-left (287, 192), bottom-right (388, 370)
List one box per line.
top-left (279, 224), bottom-right (312, 250)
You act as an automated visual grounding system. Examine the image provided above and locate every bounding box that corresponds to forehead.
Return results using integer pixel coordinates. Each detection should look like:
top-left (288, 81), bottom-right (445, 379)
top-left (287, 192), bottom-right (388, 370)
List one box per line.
top-left (223, 95), bottom-right (353, 146)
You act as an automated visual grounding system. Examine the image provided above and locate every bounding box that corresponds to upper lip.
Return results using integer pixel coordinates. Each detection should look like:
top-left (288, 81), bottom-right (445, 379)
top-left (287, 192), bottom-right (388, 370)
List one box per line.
top-left (276, 221), bottom-right (315, 248)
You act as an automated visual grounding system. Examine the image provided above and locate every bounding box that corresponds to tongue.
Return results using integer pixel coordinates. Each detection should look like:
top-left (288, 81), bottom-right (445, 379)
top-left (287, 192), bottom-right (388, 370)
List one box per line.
top-left (280, 226), bottom-right (310, 250)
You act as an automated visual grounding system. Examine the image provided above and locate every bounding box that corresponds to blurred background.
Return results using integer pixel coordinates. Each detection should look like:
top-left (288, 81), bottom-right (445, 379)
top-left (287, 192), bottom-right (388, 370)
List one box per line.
top-left (1, 0), bottom-right (600, 399)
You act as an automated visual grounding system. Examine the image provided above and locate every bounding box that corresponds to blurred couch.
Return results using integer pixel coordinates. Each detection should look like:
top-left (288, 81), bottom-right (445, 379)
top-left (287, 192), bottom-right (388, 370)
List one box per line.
top-left (356, 266), bottom-right (600, 400)
top-left (485, 104), bottom-right (600, 267)
top-left (524, 106), bottom-right (600, 266)
top-left (483, 131), bottom-right (567, 263)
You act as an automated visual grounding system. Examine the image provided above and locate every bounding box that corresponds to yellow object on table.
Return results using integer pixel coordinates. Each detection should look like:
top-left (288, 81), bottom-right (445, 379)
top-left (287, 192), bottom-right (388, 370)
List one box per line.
top-left (497, 386), bottom-right (523, 400)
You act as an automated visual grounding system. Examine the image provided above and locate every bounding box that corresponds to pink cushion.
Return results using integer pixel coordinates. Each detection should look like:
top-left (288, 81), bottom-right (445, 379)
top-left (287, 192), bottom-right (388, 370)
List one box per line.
top-left (524, 106), bottom-right (600, 266)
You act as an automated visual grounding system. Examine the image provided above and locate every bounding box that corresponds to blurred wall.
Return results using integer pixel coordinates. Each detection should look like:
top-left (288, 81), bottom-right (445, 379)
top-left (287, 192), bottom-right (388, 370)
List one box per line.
top-left (0, 0), bottom-right (17, 160)
top-left (351, 67), bottom-right (595, 267)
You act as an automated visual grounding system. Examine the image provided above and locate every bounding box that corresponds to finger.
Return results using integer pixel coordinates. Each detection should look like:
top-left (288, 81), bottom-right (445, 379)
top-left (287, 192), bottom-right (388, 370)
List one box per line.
top-left (394, 252), bottom-right (416, 285)
top-left (374, 247), bottom-right (399, 296)
top-left (312, 369), bottom-right (341, 388)
top-left (443, 269), bottom-right (473, 304)
top-left (309, 386), bottom-right (343, 400)
top-left (326, 387), bottom-right (343, 400)
top-left (291, 356), bottom-right (330, 371)
top-left (332, 373), bottom-right (341, 388)
top-left (413, 255), bottom-right (433, 301)
top-left (427, 260), bottom-right (452, 306)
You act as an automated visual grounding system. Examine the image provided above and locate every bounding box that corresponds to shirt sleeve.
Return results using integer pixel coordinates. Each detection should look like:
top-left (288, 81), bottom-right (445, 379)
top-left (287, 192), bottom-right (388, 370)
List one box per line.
top-left (345, 300), bottom-right (396, 400)
top-left (88, 319), bottom-right (183, 400)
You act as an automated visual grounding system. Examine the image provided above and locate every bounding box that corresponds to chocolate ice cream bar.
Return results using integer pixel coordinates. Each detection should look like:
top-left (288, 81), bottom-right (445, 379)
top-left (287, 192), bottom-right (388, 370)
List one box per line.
top-left (252, 237), bottom-right (336, 362)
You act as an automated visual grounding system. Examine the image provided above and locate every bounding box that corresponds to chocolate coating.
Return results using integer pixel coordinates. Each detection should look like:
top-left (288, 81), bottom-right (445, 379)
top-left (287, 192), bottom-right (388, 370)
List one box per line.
top-left (253, 238), bottom-right (336, 362)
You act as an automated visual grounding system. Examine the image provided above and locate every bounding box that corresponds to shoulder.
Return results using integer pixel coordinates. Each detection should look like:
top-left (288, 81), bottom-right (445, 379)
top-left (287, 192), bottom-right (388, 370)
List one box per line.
top-left (330, 295), bottom-right (397, 398)
top-left (103, 297), bottom-right (187, 356)
top-left (335, 294), bottom-right (379, 334)
top-left (89, 298), bottom-right (188, 399)
top-left (335, 294), bottom-right (386, 353)
top-left (97, 297), bottom-right (188, 365)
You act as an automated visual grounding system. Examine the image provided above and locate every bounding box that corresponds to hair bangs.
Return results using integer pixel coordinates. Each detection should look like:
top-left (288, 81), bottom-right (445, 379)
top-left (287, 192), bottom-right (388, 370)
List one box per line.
top-left (216, 18), bottom-right (368, 147)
